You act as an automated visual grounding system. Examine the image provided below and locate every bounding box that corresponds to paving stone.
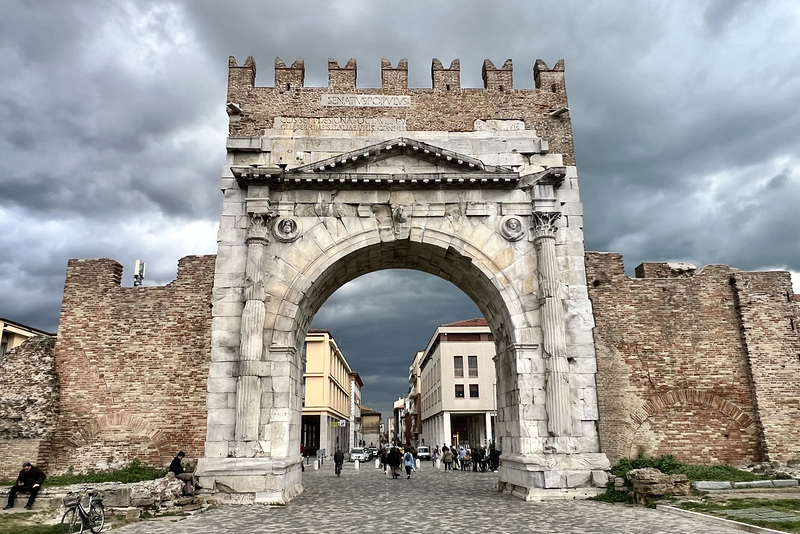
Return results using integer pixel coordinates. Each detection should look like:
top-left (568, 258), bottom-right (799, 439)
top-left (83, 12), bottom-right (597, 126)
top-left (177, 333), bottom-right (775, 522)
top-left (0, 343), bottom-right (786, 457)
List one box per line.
top-left (732, 480), bottom-right (776, 489)
top-left (112, 463), bottom-right (744, 533)
top-left (693, 481), bottom-right (733, 490)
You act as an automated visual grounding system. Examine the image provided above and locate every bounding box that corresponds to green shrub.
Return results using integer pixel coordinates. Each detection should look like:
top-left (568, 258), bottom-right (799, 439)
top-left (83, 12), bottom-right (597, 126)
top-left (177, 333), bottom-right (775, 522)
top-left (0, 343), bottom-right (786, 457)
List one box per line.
top-left (45, 459), bottom-right (167, 486)
top-left (610, 454), bottom-right (769, 482)
top-left (590, 481), bottom-right (634, 504)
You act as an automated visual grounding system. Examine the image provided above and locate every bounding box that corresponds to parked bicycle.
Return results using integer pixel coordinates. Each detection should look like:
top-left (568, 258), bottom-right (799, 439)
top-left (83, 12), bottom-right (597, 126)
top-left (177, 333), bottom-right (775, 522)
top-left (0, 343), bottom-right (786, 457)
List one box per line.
top-left (60, 487), bottom-right (105, 534)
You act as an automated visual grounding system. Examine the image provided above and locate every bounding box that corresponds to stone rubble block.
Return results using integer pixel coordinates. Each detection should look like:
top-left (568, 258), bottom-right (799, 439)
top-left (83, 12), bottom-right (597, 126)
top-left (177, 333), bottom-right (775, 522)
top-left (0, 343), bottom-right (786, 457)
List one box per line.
top-left (627, 468), bottom-right (690, 502)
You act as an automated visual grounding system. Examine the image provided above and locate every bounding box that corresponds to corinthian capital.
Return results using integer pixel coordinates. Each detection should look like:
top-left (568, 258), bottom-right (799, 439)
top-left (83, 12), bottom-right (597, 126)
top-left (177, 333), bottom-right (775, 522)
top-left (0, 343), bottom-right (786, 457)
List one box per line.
top-left (532, 211), bottom-right (561, 240)
top-left (246, 213), bottom-right (273, 245)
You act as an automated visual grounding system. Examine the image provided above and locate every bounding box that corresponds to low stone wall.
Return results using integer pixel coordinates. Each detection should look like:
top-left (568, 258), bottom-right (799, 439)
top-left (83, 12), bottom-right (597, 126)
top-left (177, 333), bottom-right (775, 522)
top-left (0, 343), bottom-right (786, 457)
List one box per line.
top-left (0, 473), bottom-right (217, 517)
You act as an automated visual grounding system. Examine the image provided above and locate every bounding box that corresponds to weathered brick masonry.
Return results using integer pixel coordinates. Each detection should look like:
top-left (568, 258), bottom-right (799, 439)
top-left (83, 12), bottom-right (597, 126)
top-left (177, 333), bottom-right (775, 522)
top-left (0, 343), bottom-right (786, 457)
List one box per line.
top-left (49, 255), bottom-right (214, 473)
top-left (0, 336), bottom-right (57, 479)
top-left (586, 252), bottom-right (800, 466)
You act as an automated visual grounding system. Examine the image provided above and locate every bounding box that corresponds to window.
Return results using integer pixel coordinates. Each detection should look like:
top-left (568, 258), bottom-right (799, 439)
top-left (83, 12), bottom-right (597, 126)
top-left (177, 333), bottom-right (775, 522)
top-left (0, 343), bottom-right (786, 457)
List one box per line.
top-left (468, 355), bottom-right (478, 377)
top-left (455, 384), bottom-right (464, 398)
top-left (454, 356), bottom-right (463, 378)
top-left (469, 384), bottom-right (479, 398)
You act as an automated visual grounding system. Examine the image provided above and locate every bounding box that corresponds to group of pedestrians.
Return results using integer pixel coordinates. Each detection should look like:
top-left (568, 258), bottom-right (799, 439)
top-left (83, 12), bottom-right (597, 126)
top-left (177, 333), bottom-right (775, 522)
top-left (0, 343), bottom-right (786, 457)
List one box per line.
top-left (379, 446), bottom-right (417, 479)
top-left (433, 444), bottom-right (498, 472)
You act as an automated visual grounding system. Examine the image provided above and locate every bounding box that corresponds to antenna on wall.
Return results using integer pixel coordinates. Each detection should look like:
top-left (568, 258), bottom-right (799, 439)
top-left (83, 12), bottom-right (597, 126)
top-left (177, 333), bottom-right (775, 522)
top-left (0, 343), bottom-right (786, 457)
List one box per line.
top-left (133, 260), bottom-right (146, 287)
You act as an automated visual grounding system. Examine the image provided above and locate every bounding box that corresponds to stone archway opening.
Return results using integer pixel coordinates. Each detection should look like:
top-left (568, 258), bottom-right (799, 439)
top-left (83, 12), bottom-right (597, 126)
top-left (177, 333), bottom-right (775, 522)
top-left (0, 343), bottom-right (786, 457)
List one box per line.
top-left (297, 248), bottom-right (508, 461)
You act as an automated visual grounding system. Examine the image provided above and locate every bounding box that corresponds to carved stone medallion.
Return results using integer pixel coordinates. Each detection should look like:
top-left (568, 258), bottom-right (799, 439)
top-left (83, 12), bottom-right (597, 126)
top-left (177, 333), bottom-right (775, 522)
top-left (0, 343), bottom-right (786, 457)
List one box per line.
top-left (499, 215), bottom-right (525, 241)
top-left (273, 217), bottom-right (301, 242)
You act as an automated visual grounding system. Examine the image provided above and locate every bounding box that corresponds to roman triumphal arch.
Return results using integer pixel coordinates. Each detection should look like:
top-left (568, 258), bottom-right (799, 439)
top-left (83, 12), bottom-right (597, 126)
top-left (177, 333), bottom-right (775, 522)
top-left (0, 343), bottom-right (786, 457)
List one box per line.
top-left (194, 56), bottom-right (610, 502)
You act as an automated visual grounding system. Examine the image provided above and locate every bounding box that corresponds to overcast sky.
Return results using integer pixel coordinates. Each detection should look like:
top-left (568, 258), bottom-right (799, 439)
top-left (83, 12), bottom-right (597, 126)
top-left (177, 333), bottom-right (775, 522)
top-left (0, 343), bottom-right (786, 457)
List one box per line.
top-left (2, 1), bottom-right (799, 422)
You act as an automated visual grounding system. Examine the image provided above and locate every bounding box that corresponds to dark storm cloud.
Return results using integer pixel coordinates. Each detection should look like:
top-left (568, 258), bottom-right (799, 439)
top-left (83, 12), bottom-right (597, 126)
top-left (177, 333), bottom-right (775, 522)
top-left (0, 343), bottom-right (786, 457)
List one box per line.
top-left (1, 0), bottom-right (799, 420)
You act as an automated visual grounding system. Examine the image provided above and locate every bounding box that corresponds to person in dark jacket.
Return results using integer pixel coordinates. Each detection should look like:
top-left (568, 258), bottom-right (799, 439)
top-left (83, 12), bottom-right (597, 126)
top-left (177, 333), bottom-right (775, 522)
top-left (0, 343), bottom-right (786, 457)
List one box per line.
top-left (4, 462), bottom-right (46, 510)
top-left (169, 451), bottom-right (194, 495)
top-left (387, 447), bottom-right (402, 479)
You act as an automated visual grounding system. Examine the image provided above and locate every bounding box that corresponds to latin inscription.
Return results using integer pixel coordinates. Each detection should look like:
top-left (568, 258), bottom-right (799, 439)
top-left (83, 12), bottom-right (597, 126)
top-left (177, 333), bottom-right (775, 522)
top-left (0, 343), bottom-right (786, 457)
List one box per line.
top-left (321, 94), bottom-right (411, 107)
top-left (474, 119), bottom-right (526, 131)
top-left (275, 117), bottom-right (407, 132)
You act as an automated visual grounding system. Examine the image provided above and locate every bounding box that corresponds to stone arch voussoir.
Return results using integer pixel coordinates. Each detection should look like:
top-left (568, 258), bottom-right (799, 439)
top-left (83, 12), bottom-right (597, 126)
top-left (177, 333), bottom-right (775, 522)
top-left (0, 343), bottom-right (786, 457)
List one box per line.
top-left (275, 226), bottom-right (527, 352)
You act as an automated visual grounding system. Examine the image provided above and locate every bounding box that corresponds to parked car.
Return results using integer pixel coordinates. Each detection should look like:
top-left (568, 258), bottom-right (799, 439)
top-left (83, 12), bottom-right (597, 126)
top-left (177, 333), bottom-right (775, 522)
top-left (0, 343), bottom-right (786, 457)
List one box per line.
top-left (369, 447), bottom-right (379, 459)
top-left (362, 448), bottom-right (372, 460)
top-left (417, 445), bottom-right (431, 460)
top-left (349, 447), bottom-right (368, 462)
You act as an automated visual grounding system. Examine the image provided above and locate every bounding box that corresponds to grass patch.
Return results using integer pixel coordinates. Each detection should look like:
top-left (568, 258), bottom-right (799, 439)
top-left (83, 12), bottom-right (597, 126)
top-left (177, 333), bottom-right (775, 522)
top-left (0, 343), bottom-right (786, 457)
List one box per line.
top-left (0, 512), bottom-right (61, 534)
top-left (0, 460), bottom-right (167, 487)
top-left (679, 499), bottom-right (800, 533)
top-left (590, 483), bottom-right (634, 504)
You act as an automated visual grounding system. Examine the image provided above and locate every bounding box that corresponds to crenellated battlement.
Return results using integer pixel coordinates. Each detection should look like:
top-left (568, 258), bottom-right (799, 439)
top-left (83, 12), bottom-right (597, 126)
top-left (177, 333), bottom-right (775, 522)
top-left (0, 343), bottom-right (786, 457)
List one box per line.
top-left (225, 55), bottom-right (574, 163)
top-left (431, 58), bottom-right (460, 91)
top-left (227, 56), bottom-right (565, 92)
top-left (482, 59), bottom-right (513, 91)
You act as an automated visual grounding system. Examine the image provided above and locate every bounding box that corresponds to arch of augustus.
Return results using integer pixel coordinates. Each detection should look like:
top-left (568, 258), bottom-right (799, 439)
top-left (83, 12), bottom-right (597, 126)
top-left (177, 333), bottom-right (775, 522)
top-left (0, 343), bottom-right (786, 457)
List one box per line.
top-left (194, 56), bottom-right (611, 502)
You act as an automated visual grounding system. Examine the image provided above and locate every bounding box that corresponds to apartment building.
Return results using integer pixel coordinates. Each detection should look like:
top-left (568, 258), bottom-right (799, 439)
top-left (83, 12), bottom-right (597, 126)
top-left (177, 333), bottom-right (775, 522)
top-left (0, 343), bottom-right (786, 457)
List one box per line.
top-left (419, 319), bottom-right (496, 450)
top-left (301, 329), bottom-right (360, 457)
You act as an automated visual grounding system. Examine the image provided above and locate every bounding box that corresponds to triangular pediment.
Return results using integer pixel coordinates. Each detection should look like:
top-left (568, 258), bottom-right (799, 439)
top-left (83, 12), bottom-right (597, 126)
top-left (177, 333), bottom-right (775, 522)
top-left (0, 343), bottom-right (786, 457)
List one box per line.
top-left (231, 137), bottom-right (521, 187)
top-left (290, 137), bottom-right (510, 175)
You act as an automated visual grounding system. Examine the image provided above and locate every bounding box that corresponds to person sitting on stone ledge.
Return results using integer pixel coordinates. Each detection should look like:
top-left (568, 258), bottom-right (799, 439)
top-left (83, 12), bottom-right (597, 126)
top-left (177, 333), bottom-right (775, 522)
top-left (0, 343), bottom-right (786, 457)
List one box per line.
top-left (169, 451), bottom-right (194, 495)
top-left (4, 461), bottom-right (46, 510)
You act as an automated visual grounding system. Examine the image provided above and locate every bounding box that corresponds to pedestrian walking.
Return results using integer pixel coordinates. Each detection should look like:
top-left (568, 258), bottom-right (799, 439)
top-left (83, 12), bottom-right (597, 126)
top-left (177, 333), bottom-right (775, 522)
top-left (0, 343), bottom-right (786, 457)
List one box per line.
top-left (387, 447), bottom-right (402, 479)
top-left (403, 449), bottom-right (415, 479)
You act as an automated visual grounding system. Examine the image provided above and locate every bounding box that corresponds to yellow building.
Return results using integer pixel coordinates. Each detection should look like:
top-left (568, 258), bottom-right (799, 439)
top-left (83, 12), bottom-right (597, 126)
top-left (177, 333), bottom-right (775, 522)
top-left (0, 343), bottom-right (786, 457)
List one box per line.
top-left (301, 329), bottom-right (361, 458)
top-left (0, 318), bottom-right (54, 361)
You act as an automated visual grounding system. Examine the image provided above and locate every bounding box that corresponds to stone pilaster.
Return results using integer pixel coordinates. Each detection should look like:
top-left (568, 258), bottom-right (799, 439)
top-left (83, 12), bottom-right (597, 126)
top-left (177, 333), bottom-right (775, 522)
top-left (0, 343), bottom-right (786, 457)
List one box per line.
top-left (235, 213), bottom-right (271, 445)
top-left (532, 210), bottom-right (572, 440)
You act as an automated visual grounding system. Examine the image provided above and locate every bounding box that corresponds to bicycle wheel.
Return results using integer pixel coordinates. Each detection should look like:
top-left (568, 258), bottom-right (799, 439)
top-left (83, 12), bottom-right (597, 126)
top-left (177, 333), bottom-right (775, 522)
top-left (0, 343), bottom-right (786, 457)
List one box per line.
top-left (60, 507), bottom-right (82, 534)
top-left (87, 503), bottom-right (105, 533)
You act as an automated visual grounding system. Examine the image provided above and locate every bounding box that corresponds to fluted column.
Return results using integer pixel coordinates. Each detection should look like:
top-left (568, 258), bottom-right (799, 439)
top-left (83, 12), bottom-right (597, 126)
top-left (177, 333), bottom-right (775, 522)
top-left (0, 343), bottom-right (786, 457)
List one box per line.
top-left (235, 213), bottom-right (271, 443)
top-left (533, 211), bottom-right (572, 437)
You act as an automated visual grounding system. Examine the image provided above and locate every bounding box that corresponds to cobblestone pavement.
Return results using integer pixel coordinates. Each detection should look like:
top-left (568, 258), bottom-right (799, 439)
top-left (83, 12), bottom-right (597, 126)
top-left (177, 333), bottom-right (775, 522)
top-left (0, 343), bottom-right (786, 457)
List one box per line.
top-left (113, 461), bottom-right (746, 533)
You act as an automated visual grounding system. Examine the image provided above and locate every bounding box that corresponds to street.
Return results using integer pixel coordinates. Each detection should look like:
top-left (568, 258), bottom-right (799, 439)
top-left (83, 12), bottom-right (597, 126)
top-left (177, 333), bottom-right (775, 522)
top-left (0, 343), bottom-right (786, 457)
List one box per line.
top-left (113, 460), bottom-right (744, 533)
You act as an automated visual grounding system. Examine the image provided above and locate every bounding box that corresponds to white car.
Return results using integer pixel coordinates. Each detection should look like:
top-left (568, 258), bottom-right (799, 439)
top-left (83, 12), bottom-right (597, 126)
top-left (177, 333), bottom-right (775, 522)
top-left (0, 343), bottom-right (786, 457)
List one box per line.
top-left (349, 447), bottom-right (368, 462)
top-left (417, 446), bottom-right (431, 460)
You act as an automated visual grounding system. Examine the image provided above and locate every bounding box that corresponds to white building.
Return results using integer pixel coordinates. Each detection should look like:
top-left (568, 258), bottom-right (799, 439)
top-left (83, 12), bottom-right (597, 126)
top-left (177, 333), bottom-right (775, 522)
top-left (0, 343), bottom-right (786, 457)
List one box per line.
top-left (419, 319), bottom-right (496, 450)
top-left (349, 373), bottom-right (363, 450)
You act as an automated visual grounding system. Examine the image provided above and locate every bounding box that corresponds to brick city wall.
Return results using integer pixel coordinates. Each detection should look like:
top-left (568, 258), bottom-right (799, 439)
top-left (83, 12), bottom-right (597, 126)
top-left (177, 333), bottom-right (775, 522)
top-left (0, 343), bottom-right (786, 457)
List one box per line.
top-left (4, 252), bottom-right (797, 473)
top-left (733, 271), bottom-right (800, 463)
top-left (586, 252), bottom-right (800, 466)
top-left (0, 335), bottom-right (57, 479)
top-left (49, 255), bottom-right (214, 473)
top-left (226, 56), bottom-right (576, 165)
